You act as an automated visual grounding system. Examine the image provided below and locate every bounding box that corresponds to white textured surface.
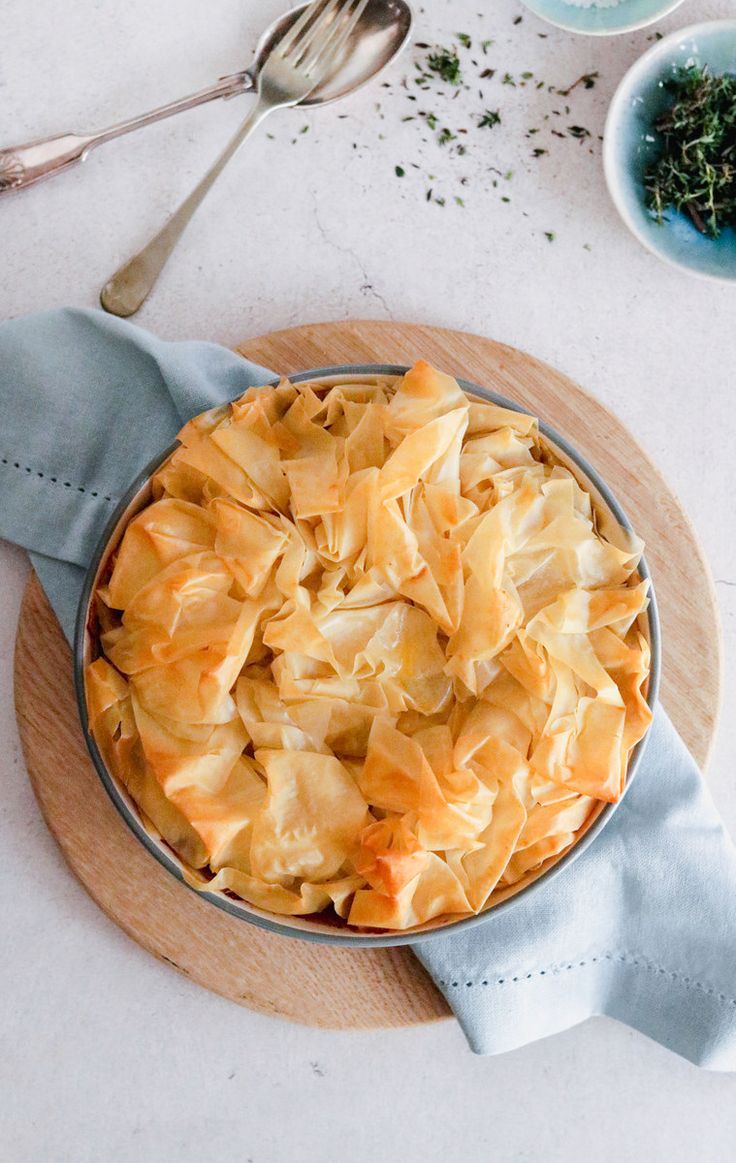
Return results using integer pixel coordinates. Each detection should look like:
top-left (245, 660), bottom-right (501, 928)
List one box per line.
top-left (1, 0), bottom-right (735, 1159)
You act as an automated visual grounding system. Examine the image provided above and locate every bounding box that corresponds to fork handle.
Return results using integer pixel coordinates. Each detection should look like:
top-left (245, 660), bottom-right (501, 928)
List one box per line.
top-left (100, 99), bottom-right (271, 317)
top-left (0, 72), bottom-right (252, 196)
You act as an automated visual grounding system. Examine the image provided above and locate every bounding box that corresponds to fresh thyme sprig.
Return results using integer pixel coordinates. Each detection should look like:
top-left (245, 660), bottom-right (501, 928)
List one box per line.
top-left (644, 65), bottom-right (736, 239)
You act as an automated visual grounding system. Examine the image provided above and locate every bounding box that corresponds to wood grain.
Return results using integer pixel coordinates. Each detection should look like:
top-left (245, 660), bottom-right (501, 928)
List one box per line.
top-left (14, 320), bottom-right (721, 1030)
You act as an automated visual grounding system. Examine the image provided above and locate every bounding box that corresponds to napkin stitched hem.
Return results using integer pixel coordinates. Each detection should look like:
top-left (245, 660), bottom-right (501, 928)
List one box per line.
top-left (0, 454), bottom-right (115, 503)
top-left (435, 950), bottom-right (736, 1008)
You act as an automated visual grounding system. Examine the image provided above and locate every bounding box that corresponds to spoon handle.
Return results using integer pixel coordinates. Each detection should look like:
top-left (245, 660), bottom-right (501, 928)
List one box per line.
top-left (0, 72), bottom-right (253, 197)
top-left (100, 99), bottom-right (271, 317)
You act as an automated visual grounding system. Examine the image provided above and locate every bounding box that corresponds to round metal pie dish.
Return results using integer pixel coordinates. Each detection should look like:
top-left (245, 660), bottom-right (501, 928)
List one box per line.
top-left (74, 364), bottom-right (661, 947)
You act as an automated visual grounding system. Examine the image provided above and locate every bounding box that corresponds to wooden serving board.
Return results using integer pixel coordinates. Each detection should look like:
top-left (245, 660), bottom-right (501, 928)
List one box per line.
top-left (13, 320), bottom-right (721, 1031)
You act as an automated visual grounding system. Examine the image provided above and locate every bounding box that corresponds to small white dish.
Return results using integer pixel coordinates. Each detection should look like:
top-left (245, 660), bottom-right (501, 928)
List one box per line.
top-left (520, 0), bottom-right (686, 37)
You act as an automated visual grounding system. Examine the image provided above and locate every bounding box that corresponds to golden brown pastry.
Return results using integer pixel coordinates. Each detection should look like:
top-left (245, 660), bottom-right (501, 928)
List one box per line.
top-left (86, 361), bottom-right (652, 931)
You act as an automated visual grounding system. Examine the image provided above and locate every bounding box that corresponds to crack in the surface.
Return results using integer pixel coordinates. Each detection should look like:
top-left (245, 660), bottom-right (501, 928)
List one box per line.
top-left (716, 579), bottom-right (736, 588)
top-left (310, 189), bottom-right (394, 318)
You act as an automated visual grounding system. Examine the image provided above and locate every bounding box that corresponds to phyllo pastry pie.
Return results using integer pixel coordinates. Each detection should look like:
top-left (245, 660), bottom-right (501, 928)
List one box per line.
top-left (86, 361), bottom-right (652, 931)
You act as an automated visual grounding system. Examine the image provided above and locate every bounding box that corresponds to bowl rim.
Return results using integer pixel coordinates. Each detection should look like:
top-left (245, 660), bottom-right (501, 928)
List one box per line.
top-left (520, 0), bottom-right (686, 38)
top-left (74, 363), bottom-right (661, 948)
top-left (603, 18), bottom-right (736, 285)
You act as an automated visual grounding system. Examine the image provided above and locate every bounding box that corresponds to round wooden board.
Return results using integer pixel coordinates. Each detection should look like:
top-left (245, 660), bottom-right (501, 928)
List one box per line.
top-left (14, 320), bottom-right (721, 1031)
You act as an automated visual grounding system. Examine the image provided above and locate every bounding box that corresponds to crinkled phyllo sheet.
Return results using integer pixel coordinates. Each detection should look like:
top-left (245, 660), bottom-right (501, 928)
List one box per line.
top-left (86, 361), bottom-right (652, 931)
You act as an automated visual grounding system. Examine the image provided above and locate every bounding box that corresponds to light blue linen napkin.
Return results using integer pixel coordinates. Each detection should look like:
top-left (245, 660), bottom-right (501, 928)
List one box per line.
top-left (2, 308), bottom-right (734, 1069)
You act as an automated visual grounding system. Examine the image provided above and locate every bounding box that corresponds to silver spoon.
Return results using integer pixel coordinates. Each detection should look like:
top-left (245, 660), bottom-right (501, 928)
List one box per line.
top-left (100, 0), bottom-right (412, 317)
top-left (0, 0), bottom-right (412, 197)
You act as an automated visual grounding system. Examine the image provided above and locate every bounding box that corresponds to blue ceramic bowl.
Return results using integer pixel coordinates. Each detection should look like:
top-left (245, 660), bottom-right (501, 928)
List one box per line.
top-left (75, 366), bottom-right (660, 947)
top-left (520, 0), bottom-right (684, 37)
top-left (604, 20), bottom-right (736, 282)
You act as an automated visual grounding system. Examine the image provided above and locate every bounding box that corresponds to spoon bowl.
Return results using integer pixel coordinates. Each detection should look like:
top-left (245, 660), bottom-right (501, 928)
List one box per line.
top-left (249, 0), bottom-right (413, 105)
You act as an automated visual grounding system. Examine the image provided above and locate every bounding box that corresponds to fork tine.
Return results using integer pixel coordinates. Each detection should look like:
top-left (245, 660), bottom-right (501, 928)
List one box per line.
top-left (297, 0), bottom-right (357, 67)
top-left (302, 0), bottom-right (370, 77)
top-left (276, 0), bottom-right (330, 58)
top-left (285, 0), bottom-right (342, 62)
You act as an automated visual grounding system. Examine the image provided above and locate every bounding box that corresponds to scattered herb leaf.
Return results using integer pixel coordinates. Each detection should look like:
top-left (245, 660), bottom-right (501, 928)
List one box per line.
top-left (557, 72), bottom-right (598, 97)
top-left (478, 109), bottom-right (501, 129)
top-left (427, 47), bottom-right (463, 86)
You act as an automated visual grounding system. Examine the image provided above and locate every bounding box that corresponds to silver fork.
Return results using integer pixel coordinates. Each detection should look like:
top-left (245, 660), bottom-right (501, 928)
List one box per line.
top-left (101, 0), bottom-right (368, 317)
